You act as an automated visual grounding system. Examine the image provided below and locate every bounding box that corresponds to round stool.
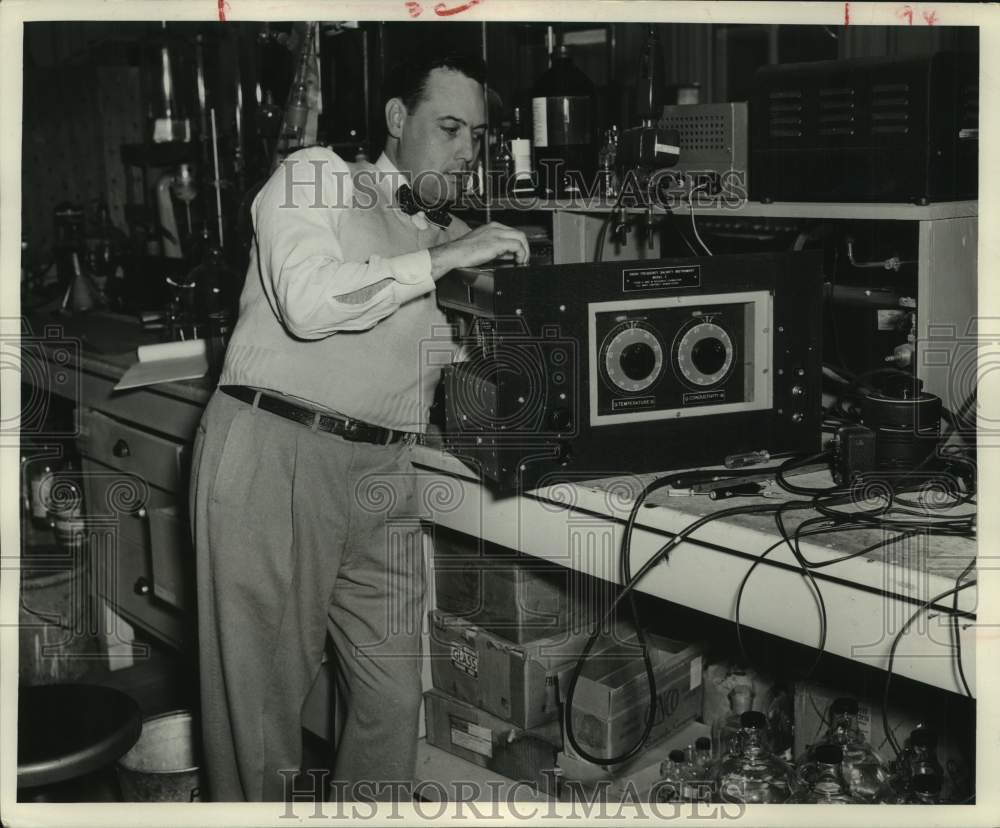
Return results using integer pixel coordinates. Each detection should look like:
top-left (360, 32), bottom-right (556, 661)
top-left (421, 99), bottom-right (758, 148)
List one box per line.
top-left (18, 683), bottom-right (142, 800)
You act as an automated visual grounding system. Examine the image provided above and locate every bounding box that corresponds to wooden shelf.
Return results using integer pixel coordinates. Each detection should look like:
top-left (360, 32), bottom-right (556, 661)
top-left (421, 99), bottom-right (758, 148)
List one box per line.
top-left (458, 197), bottom-right (978, 221)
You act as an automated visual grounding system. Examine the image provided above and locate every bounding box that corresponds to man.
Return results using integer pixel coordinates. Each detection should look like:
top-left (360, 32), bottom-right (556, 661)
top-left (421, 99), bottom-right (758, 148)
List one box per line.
top-left (189, 52), bottom-right (529, 802)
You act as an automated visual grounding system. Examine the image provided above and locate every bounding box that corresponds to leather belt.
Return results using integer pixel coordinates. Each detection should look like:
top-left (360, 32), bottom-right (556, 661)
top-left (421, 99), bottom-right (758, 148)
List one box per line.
top-left (219, 385), bottom-right (412, 446)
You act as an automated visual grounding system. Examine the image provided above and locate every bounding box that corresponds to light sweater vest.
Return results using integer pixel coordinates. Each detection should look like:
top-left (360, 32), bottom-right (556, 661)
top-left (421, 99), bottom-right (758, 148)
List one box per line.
top-left (219, 159), bottom-right (467, 431)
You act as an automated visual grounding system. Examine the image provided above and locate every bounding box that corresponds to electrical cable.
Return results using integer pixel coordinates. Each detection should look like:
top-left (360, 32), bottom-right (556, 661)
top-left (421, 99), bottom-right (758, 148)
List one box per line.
top-left (594, 180), bottom-right (629, 263)
top-left (774, 451), bottom-right (841, 497)
top-left (773, 502), bottom-right (828, 678)
top-left (687, 182), bottom-right (713, 255)
top-left (952, 558), bottom-right (976, 699)
top-left (733, 525), bottom-right (916, 669)
top-left (562, 482), bottom-right (815, 765)
top-left (881, 577), bottom-right (977, 757)
top-left (564, 398), bottom-right (977, 764)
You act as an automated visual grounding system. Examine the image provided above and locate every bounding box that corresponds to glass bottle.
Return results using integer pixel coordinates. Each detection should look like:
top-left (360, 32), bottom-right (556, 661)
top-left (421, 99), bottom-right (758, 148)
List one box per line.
top-left (531, 43), bottom-right (597, 197)
top-left (896, 771), bottom-right (944, 804)
top-left (765, 681), bottom-right (795, 761)
top-left (890, 727), bottom-right (947, 802)
top-left (684, 740), bottom-right (712, 802)
top-left (793, 744), bottom-right (868, 804)
top-left (492, 127), bottom-right (514, 196)
top-left (692, 736), bottom-right (713, 776)
top-left (597, 125), bottom-right (619, 199)
top-left (712, 683), bottom-right (755, 760)
top-left (91, 201), bottom-right (125, 305)
top-left (150, 24), bottom-right (192, 144)
top-left (656, 749), bottom-right (690, 803)
top-left (713, 711), bottom-right (794, 804)
top-left (510, 106), bottom-right (534, 196)
top-left (796, 697), bottom-right (891, 803)
top-left (277, 24), bottom-right (316, 156)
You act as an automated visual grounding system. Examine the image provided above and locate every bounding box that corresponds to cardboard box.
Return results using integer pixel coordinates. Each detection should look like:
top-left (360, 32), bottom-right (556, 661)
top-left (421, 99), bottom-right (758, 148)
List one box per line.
top-left (423, 689), bottom-right (562, 790)
top-left (433, 527), bottom-right (609, 643)
top-left (429, 608), bottom-right (604, 729)
top-left (562, 634), bottom-right (704, 763)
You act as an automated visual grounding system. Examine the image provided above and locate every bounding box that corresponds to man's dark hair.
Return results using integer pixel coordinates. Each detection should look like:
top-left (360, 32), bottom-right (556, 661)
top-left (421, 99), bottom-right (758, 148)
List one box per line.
top-left (383, 53), bottom-right (487, 112)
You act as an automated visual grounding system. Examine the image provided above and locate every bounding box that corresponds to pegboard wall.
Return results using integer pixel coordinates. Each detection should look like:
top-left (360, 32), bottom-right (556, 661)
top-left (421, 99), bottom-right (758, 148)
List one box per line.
top-left (97, 66), bottom-right (144, 235)
top-left (21, 22), bottom-right (151, 268)
top-left (21, 63), bottom-right (109, 262)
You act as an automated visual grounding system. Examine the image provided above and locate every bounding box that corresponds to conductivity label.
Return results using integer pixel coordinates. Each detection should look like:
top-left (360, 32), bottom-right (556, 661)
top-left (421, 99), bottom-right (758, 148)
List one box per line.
top-left (623, 264), bottom-right (701, 293)
top-left (683, 389), bottom-right (726, 405)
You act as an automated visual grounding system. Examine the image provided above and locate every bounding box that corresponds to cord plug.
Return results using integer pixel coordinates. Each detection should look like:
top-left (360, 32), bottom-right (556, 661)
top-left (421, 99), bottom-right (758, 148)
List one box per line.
top-left (832, 424), bottom-right (876, 485)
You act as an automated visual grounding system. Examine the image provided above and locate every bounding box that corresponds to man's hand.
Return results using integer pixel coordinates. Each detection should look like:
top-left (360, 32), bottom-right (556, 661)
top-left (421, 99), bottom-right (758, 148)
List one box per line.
top-left (429, 222), bottom-right (530, 280)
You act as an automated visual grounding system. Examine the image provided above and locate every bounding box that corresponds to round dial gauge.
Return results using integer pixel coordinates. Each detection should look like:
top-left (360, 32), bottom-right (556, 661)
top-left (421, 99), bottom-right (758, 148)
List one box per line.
top-left (674, 321), bottom-right (735, 388)
top-left (602, 323), bottom-right (664, 393)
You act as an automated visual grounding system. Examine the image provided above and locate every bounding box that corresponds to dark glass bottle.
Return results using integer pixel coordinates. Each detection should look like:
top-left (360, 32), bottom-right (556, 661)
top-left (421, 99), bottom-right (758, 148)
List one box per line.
top-left (531, 44), bottom-right (597, 198)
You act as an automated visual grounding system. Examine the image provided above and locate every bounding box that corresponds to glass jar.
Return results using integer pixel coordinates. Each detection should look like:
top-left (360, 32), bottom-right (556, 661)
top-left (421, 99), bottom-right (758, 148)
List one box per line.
top-left (793, 744), bottom-right (869, 804)
top-left (714, 711), bottom-right (794, 804)
top-left (795, 697), bottom-right (891, 802)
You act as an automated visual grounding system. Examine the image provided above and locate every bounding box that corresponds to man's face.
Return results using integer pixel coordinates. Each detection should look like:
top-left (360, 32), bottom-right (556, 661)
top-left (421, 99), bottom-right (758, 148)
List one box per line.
top-left (393, 67), bottom-right (486, 205)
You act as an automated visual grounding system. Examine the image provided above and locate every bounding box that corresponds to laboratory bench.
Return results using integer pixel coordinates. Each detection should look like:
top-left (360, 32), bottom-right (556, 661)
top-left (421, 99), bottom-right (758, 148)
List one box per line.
top-left (20, 305), bottom-right (977, 699)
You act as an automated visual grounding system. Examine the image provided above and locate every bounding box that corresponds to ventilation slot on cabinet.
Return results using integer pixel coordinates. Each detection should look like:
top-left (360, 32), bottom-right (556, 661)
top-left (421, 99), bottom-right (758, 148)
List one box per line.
top-left (961, 83), bottom-right (979, 129)
top-left (767, 89), bottom-right (803, 138)
top-left (659, 113), bottom-right (727, 151)
top-left (871, 82), bottom-right (911, 135)
top-left (818, 87), bottom-right (856, 136)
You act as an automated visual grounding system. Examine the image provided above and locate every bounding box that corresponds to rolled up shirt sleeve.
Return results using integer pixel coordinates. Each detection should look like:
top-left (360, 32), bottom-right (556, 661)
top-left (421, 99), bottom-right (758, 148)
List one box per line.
top-left (252, 148), bottom-right (436, 339)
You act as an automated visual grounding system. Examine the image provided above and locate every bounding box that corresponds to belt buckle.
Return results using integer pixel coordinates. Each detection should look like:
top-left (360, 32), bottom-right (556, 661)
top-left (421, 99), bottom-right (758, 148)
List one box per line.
top-left (402, 432), bottom-right (418, 447)
top-left (342, 419), bottom-right (361, 441)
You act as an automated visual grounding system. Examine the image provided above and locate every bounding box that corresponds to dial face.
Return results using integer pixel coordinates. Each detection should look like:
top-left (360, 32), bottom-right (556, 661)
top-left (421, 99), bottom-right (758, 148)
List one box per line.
top-left (602, 322), bottom-right (664, 393)
top-left (674, 320), bottom-right (735, 388)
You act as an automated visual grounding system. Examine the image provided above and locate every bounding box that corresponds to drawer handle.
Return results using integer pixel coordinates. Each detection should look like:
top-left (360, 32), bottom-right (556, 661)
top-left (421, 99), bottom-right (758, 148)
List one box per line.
top-left (132, 506), bottom-right (148, 520)
top-left (113, 439), bottom-right (131, 458)
top-left (134, 577), bottom-right (151, 596)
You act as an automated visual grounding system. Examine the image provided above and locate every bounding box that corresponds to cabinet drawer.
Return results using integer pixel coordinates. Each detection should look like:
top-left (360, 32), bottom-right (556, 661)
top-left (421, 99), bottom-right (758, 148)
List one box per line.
top-left (82, 460), bottom-right (175, 549)
top-left (97, 535), bottom-right (184, 649)
top-left (148, 505), bottom-right (193, 612)
top-left (79, 409), bottom-right (186, 492)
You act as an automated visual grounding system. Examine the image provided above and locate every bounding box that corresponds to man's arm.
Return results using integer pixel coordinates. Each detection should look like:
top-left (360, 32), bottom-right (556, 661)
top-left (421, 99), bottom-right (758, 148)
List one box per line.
top-left (255, 149), bottom-right (530, 339)
top-left (254, 149), bottom-right (434, 338)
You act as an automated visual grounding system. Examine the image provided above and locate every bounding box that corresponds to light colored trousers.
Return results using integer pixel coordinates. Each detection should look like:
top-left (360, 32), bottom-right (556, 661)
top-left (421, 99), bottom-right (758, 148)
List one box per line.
top-left (190, 389), bottom-right (425, 801)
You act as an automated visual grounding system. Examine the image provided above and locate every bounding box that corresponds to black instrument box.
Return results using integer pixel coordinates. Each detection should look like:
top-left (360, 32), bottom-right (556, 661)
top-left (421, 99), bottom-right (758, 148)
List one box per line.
top-left (750, 52), bottom-right (978, 203)
top-left (438, 251), bottom-right (824, 492)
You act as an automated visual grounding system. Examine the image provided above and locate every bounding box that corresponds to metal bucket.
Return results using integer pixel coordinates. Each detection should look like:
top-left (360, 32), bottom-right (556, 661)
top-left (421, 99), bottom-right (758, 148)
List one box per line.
top-left (116, 710), bottom-right (202, 801)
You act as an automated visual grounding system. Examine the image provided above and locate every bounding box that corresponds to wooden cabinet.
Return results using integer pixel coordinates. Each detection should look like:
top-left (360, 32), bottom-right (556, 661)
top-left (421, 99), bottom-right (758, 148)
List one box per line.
top-left (77, 406), bottom-right (194, 650)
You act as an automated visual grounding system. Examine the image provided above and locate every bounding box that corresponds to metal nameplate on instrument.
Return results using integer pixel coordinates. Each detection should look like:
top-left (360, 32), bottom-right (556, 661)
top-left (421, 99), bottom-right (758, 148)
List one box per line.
top-left (622, 264), bottom-right (701, 293)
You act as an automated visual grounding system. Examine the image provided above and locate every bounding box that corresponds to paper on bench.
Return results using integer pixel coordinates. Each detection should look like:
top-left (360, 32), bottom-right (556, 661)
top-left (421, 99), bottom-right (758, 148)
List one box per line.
top-left (113, 339), bottom-right (208, 391)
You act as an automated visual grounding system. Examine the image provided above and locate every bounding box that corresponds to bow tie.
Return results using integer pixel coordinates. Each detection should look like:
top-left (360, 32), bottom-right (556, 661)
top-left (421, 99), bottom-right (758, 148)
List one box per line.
top-left (396, 183), bottom-right (452, 229)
